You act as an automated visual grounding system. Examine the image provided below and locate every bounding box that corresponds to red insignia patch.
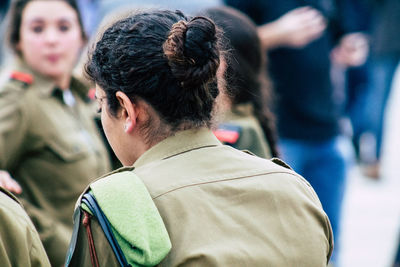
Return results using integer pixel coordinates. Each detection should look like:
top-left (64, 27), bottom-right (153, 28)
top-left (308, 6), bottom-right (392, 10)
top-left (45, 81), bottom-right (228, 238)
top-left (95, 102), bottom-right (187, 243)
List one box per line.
top-left (213, 129), bottom-right (240, 144)
top-left (87, 88), bottom-right (96, 100)
top-left (10, 71), bottom-right (34, 85)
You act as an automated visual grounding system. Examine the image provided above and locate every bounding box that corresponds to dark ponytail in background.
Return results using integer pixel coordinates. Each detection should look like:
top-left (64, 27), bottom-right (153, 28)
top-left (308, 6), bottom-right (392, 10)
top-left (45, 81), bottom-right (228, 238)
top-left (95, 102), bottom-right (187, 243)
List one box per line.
top-left (202, 7), bottom-right (279, 157)
top-left (86, 9), bottom-right (221, 132)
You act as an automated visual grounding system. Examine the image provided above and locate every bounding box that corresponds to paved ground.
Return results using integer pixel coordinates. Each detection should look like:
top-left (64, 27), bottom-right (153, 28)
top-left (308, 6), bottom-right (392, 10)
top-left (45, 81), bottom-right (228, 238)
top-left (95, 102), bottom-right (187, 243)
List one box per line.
top-left (339, 166), bottom-right (400, 267)
top-left (339, 64), bottom-right (400, 267)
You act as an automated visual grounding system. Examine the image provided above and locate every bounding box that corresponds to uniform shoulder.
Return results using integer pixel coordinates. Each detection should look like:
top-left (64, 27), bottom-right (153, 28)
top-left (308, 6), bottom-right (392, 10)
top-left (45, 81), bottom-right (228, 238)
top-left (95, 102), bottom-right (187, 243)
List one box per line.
top-left (265, 158), bottom-right (322, 205)
top-left (235, 153), bottom-right (314, 193)
top-left (0, 71), bottom-right (34, 96)
top-left (214, 123), bottom-right (242, 145)
top-left (0, 73), bottom-right (36, 121)
top-left (10, 71), bottom-right (34, 86)
top-left (0, 187), bottom-right (21, 205)
top-left (216, 113), bottom-right (264, 143)
top-left (0, 187), bottom-right (30, 222)
top-left (270, 157), bottom-right (293, 170)
top-left (87, 166), bottom-right (136, 190)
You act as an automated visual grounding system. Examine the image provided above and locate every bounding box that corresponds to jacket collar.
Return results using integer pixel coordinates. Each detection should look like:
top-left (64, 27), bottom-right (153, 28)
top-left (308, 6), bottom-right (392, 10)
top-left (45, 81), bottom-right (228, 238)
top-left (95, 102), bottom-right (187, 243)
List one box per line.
top-left (133, 128), bottom-right (222, 168)
top-left (12, 58), bottom-right (89, 100)
top-left (232, 103), bottom-right (254, 116)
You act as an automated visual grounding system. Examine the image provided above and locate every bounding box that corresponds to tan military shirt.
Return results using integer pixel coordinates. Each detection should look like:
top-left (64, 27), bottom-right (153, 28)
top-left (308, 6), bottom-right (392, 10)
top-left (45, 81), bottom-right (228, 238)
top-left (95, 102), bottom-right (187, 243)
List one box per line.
top-left (133, 128), bottom-right (333, 266)
top-left (216, 103), bottom-right (272, 158)
top-left (0, 60), bottom-right (111, 266)
top-left (0, 187), bottom-right (50, 267)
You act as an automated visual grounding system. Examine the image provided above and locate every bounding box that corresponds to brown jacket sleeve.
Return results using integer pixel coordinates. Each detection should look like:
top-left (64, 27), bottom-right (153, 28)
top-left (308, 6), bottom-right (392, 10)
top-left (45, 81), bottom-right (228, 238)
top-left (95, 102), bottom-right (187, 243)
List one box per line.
top-left (0, 189), bottom-right (51, 267)
top-left (0, 82), bottom-right (30, 169)
top-left (22, 199), bottom-right (72, 267)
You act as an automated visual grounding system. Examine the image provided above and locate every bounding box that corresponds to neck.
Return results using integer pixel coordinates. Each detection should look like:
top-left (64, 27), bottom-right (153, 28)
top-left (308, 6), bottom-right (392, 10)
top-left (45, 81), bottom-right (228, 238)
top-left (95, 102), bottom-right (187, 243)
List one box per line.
top-left (55, 74), bottom-right (71, 90)
top-left (214, 90), bottom-right (232, 122)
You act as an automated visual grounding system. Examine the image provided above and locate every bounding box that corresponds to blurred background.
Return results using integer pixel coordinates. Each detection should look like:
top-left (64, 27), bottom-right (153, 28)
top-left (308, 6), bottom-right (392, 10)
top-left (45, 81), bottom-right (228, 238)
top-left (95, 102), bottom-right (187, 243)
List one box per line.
top-left (0, 0), bottom-right (399, 266)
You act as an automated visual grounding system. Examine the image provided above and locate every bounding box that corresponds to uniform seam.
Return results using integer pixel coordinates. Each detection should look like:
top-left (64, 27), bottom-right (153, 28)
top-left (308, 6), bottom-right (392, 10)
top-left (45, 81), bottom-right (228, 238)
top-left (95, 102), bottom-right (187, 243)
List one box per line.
top-left (152, 170), bottom-right (302, 199)
top-left (134, 143), bottom-right (219, 168)
top-left (162, 144), bottom-right (218, 160)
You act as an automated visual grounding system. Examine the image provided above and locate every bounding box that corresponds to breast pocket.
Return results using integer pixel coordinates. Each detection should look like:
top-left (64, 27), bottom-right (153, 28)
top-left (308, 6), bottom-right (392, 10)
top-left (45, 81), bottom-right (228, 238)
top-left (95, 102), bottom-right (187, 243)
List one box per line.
top-left (45, 130), bottom-right (91, 162)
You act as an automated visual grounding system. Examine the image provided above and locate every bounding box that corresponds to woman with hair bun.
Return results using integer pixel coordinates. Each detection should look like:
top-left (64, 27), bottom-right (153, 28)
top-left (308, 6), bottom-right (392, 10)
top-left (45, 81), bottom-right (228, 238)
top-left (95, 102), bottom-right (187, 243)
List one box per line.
top-left (66, 9), bottom-right (333, 266)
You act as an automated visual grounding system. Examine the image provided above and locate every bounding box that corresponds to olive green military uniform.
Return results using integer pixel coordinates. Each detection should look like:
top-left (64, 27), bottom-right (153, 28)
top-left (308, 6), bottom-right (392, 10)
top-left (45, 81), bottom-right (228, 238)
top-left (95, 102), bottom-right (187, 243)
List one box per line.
top-left (71, 128), bottom-right (333, 266)
top-left (0, 187), bottom-right (50, 267)
top-left (67, 214), bottom-right (121, 266)
top-left (216, 103), bottom-right (272, 158)
top-left (0, 60), bottom-right (111, 266)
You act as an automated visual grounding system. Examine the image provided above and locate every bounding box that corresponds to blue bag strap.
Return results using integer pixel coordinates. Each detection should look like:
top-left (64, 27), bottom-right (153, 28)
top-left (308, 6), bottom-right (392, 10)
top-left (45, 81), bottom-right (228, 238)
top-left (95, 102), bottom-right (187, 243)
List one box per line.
top-left (81, 192), bottom-right (131, 267)
top-left (65, 207), bottom-right (82, 266)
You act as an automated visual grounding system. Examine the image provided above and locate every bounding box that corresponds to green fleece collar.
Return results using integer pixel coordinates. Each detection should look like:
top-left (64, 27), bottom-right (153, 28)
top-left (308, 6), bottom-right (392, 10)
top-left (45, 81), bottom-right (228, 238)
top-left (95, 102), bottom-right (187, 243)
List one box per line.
top-left (88, 171), bottom-right (171, 266)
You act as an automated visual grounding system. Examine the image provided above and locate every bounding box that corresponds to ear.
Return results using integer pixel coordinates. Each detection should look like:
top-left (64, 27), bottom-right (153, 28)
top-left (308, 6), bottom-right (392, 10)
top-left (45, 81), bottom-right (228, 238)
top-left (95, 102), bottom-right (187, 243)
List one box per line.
top-left (115, 91), bottom-right (137, 133)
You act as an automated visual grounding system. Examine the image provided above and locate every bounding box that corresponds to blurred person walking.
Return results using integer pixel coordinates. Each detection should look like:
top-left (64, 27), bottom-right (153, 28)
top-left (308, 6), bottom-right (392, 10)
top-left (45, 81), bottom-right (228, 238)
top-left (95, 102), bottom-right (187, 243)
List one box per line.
top-left (76, 0), bottom-right (222, 40)
top-left (357, 0), bottom-right (400, 178)
top-left (0, 0), bottom-right (111, 265)
top-left (225, 0), bottom-right (368, 264)
top-left (203, 6), bottom-right (278, 158)
top-left (66, 9), bottom-right (333, 266)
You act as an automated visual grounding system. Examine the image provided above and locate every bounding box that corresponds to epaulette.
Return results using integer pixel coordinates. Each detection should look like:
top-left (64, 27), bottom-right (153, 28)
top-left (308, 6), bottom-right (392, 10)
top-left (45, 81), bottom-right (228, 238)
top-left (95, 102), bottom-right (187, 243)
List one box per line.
top-left (213, 123), bottom-right (242, 145)
top-left (10, 71), bottom-right (34, 87)
top-left (87, 88), bottom-right (96, 101)
top-left (0, 186), bottom-right (21, 204)
top-left (271, 158), bottom-right (293, 170)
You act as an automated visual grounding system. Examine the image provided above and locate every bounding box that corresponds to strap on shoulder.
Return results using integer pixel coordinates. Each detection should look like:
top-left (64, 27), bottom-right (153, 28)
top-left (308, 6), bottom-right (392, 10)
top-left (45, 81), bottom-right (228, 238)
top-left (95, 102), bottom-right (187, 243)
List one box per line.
top-left (65, 207), bottom-right (82, 266)
top-left (0, 187), bottom-right (21, 204)
top-left (81, 192), bottom-right (131, 267)
top-left (271, 158), bottom-right (293, 170)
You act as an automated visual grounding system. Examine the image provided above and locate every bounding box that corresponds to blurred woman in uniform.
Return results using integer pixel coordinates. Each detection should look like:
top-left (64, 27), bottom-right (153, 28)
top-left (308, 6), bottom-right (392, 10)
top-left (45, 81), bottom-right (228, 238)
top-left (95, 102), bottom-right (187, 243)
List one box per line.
top-left (0, 0), bottom-right (111, 265)
top-left (66, 9), bottom-right (333, 266)
top-left (203, 7), bottom-right (278, 158)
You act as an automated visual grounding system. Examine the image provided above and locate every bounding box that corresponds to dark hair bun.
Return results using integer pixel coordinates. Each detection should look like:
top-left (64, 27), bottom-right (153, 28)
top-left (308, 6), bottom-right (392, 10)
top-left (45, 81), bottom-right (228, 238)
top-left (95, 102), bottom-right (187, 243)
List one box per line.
top-left (163, 16), bottom-right (220, 89)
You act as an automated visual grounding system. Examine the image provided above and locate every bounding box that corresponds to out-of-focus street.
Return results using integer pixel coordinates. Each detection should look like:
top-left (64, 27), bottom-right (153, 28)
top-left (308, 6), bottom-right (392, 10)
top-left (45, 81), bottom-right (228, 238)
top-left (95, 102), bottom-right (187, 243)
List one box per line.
top-left (340, 65), bottom-right (400, 267)
top-left (340, 166), bottom-right (400, 267)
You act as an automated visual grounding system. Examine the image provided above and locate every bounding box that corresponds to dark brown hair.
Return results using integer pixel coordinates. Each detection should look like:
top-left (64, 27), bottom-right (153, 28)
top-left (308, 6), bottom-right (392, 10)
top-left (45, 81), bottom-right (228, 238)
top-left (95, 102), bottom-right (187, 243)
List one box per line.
top-left (86, 10), bottom-right (221, 132)
top-left (7, 0), bottom-right (87, 53)
top-left (202, 7), bottom-right (279, 157)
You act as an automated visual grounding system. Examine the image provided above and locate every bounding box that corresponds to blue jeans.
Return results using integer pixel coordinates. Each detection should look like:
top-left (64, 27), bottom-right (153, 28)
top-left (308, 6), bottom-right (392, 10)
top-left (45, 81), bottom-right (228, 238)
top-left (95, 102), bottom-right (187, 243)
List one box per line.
top-left (362, 56), bottom-right (400, 161)
top-left (279, 136), bottom-right (352, 264)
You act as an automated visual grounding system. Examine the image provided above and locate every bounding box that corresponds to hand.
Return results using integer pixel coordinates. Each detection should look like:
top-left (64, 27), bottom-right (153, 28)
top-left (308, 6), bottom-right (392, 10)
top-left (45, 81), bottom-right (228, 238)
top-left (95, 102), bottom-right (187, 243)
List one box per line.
top-left (0, 170), bottom-right (22, 194)
top-left (259, 6), bottom-right (327, 49)
top-left (331, 33), bottom-right (369, 67)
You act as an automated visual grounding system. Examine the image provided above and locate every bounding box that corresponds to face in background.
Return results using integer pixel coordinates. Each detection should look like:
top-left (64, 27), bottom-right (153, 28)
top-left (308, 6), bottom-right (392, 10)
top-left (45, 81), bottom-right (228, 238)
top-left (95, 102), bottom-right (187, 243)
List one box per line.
top-left (17, 0), bottom-right (84, 85)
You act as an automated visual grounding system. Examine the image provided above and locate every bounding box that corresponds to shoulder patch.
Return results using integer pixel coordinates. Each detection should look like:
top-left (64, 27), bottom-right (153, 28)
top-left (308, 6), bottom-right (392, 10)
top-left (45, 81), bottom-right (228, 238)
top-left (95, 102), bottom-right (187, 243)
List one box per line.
top-left (213, 123), bottom-right (242, 144)
top-left (10, 71), bottom-right (34, 86)
top-left (0, 187), bottom-right (21, 204)
top-left (87, 88), bottom-right (96, 101)
top-left (271, 158), bottom-right (293, 170)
